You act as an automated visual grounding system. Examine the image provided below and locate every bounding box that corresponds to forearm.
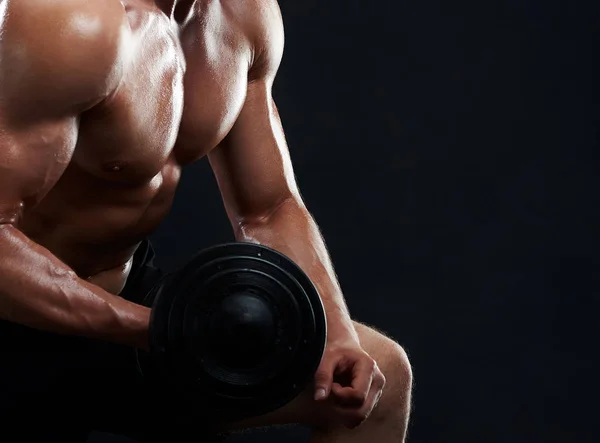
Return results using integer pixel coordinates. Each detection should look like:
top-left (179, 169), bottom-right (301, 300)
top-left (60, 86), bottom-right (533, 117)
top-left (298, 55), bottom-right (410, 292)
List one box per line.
top-left (235, 199), bottom-right (358, 340)
top-left (0, 225), bottom-right (150, 349)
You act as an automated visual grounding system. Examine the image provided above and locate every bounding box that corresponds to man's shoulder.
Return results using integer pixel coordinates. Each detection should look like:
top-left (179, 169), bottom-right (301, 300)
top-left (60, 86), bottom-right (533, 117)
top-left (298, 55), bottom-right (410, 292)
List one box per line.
top-left (3, 0), bottom-right (127, 46)
top-left (185, 0), bottom-right (283, 80)
top-left (230, 0), bottom-right (283, 42)
top-left (1, 0), bottom-right (129, 111)
top-left (223, 0), bottom-right (284, 80)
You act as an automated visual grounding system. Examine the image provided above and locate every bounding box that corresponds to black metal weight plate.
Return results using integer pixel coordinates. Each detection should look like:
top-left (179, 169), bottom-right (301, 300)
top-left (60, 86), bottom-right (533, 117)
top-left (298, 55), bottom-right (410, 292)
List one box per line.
top-left (136, 242), bottom-right (327, 422)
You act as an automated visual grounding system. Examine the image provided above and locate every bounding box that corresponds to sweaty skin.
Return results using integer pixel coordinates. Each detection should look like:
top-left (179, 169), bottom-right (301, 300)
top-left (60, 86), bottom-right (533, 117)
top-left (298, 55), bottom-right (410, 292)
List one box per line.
top-left (0, 0), bottom-right (411, 439)
top-left (0, 0), bottom-right (301, 347)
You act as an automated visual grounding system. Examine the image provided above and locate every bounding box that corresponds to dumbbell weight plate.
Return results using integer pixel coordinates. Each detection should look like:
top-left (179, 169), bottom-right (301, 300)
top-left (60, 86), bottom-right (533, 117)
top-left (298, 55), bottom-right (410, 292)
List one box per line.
top-left (136, 242), bottom-right (327, 422)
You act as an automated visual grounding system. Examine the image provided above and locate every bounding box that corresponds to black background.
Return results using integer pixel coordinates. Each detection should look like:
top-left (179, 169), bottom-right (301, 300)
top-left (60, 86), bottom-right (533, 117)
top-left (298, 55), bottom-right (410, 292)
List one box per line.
top-left (96, 0), bottom-right (598, 442)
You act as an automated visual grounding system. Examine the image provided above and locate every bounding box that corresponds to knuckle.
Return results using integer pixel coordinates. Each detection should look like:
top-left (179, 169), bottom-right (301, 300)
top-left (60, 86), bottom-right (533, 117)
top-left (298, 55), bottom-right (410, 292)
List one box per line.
top-left (344, 393), bottom-right (362, 405)
top-left (351, 387), bottom-right (366, 399)
top-left (356, 392), bottom-right (368, 403)
top-left (378, 372), bottom-right (387, 388)
top-left (365, 356), bottom-right (376, 371)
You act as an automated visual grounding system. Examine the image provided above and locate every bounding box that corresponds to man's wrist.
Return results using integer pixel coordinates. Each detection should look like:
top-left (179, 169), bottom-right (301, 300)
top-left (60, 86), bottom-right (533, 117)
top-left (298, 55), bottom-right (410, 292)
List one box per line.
top-left (117, 303), bottom-right (151, 351)
top-left (325, 312), bottom-right (359, 343)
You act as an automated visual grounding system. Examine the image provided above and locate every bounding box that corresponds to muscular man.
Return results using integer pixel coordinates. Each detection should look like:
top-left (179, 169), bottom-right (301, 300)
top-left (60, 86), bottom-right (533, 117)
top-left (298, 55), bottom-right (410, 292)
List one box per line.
top-left (0, 0), bottom-right (412, 441)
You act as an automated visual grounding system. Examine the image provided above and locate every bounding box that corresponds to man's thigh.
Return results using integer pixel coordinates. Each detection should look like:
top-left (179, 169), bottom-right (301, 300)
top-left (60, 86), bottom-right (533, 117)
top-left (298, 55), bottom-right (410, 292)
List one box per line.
top-left (225, 321), bottom-right (401, 431)
top-left (120, 322), bottom-right (406, 440)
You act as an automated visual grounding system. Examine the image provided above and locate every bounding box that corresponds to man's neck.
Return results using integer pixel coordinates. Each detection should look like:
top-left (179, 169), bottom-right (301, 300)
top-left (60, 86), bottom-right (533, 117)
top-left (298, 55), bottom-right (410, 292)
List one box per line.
top-left (154, 0), bottom-right (195, 19)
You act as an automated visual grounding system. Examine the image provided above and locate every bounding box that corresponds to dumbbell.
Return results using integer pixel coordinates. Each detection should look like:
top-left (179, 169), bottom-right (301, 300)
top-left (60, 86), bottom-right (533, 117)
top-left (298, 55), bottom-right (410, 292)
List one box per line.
top-left (135, 242), bottom-right (327, 422)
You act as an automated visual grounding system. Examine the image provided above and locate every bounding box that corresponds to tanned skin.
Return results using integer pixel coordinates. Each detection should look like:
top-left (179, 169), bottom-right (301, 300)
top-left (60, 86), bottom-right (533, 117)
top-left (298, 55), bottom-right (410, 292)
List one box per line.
top-left (0, 1), bottom-right (411, 440)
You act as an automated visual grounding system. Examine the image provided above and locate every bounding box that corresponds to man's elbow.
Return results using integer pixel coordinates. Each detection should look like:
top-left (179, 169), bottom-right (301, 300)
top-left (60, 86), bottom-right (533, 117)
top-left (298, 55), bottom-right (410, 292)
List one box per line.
top-left (234, 194), bottom-right (307, 236)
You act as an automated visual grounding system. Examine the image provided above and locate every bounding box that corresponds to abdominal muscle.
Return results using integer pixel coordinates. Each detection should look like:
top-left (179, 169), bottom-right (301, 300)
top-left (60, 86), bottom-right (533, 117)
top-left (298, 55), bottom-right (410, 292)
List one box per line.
top-left (18, 158), bottom-right (182, 297)
top-left (86, 259), bottom-right (135, 296)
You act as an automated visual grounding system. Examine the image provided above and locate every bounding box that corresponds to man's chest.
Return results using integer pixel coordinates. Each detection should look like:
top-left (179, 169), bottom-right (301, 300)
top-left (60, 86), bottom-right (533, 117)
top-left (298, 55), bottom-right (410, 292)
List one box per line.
top-left (72, 3), bottom-right (250, 182)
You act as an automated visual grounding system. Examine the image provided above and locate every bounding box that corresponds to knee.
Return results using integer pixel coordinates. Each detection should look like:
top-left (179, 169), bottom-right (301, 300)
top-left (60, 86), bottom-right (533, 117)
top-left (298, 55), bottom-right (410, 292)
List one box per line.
top-left (372, 337), bottom-right (413, 421)
top-left (387, 342), bottom-right (413, 393)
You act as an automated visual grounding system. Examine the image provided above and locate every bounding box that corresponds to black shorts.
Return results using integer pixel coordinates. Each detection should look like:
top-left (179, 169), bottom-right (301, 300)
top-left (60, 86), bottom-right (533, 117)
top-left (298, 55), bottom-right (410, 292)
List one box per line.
top-left (0, 240), bottom-right (217, 442)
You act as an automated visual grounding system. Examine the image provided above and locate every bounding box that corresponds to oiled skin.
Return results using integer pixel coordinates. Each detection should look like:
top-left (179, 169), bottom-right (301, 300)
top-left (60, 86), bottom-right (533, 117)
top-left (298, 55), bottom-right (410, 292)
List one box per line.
top-left (0, 0), bottom-right (354, 349)
top-left (0, 1), bottom-right (406, 436)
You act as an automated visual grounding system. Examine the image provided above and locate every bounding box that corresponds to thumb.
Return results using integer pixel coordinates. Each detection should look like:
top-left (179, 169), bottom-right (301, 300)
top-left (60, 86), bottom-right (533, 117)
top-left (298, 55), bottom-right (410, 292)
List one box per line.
top-left (313, 354), bottom-right (337, 401)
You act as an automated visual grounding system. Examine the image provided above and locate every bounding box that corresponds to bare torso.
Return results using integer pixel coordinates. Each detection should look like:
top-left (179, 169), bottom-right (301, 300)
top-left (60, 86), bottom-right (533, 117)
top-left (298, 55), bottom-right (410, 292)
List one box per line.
top-left (0, 4), bottom-right (393, 431)
top-left (15, 0), bottom-right (252, 293)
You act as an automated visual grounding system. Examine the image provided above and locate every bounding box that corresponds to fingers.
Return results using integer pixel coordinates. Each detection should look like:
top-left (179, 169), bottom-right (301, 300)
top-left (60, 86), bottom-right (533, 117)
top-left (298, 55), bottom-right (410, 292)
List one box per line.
top-left (313, 353), bottom-right (341, 401)
top-left (334, 363), bottom-right (386, 429)
top-left (314, 345), bottom-right (387, 429)
top-left (331, 355), bottom-right (375, 407)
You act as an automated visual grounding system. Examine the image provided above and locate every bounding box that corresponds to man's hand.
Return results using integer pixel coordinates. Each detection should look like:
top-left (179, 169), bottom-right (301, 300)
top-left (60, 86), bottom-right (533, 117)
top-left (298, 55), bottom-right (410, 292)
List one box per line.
top-left (313, 335), bottom-right (386, 429)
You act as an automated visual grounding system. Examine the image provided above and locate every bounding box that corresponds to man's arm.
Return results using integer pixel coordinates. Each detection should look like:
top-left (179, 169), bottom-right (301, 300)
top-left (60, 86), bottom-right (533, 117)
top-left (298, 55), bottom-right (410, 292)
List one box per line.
top-left (0, 0), bottom-right (150, 349)
top-left (208, 1), bottom-right (356, 340)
